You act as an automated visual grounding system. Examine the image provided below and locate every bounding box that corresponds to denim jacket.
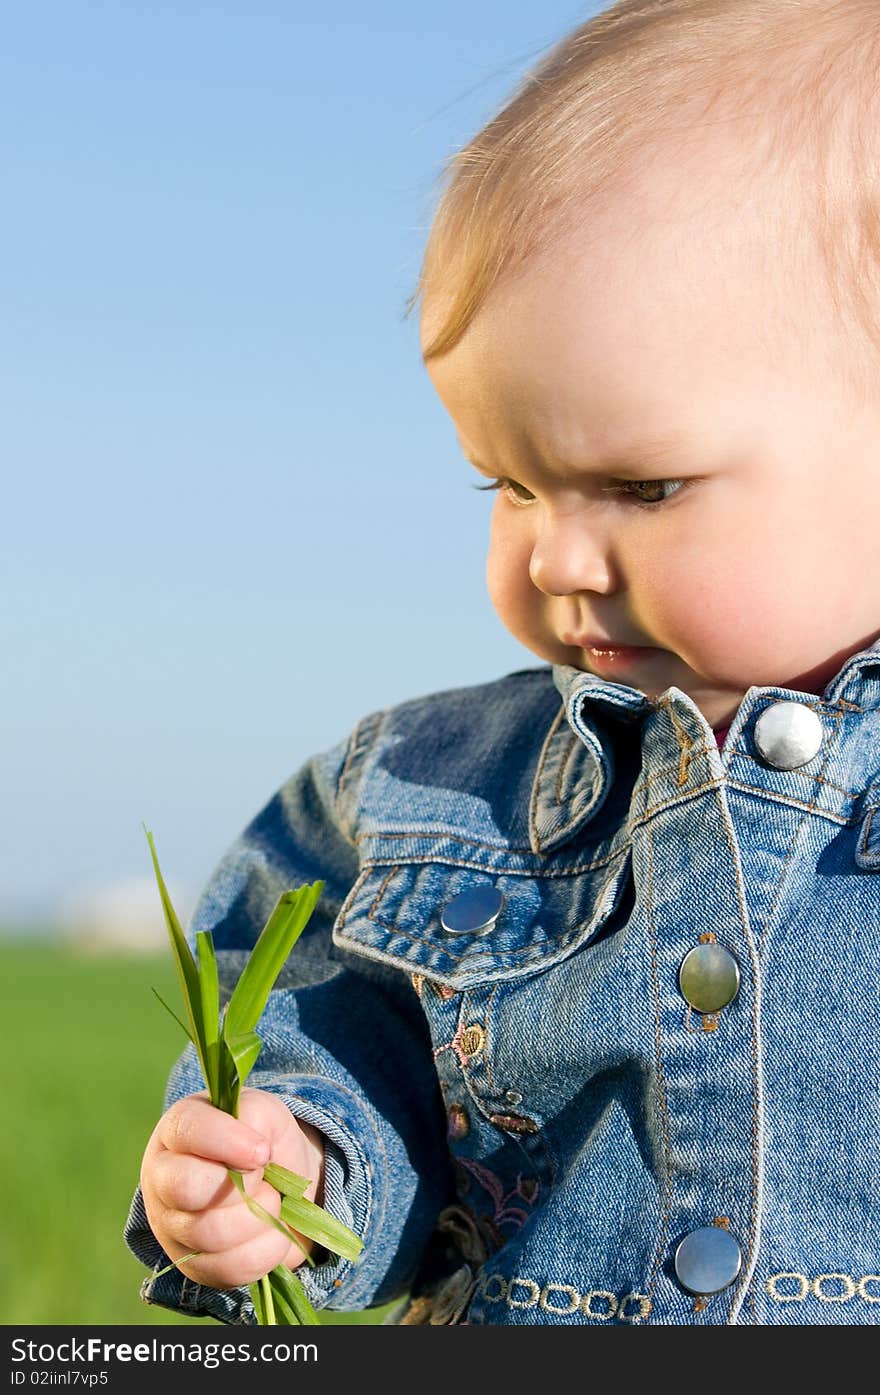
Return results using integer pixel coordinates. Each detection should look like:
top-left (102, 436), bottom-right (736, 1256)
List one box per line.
top-left (124, 644), bottom-right (880, 1325)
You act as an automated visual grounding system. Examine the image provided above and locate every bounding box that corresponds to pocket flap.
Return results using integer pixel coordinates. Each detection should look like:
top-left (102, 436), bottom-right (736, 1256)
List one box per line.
top-left (333, 849), bottom-right (633, 989)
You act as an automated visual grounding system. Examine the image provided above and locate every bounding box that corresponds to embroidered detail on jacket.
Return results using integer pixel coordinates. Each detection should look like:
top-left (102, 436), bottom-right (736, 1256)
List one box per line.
top-left (451, 1160), bottom-right (539, 1255)
top-left (489, 1112), bottom-right (540, 1134)
top-left (457, 1023), bottom-right (486, 1060)
top-left (474, 1271), bottom-right (652, 1323)
top-left (765, 1271), bottom-right (880, 1304)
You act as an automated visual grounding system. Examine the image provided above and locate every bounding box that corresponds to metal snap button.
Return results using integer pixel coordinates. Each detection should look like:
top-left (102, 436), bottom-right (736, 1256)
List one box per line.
top-left (440, 884), bottom-right (504, 936)
top-left (679, 943), bottom-right (740, 1014)
top-left (753, 701), bottom-right (824, 770)
top-left (674, 1226), bottom-right (742, 1296)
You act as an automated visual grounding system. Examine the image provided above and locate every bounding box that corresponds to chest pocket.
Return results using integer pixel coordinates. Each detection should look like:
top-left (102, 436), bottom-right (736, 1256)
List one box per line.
top-left (332, 846), bottom-right (633, 991)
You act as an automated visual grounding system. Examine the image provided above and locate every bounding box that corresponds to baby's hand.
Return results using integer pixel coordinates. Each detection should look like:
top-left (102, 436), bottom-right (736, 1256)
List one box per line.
top-left (140, 1087), bottom-right (325, 1290)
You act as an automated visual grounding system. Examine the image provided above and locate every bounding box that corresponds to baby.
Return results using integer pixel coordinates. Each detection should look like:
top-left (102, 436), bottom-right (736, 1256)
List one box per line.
top-left (126, 0), bottom-right (880, 1325)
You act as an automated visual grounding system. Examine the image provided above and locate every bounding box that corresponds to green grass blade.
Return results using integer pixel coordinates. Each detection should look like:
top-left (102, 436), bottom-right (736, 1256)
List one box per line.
top-left (260, 1273), bottom-right (276, 1325)
top-left (249, 1280), bottom-right (266, 1326)
top-left (223, 1029), bottom-right (262, 1088)
top-left (227, 1168), bottom-right (310, 1250)
top-left (223, 883), bottom-right (324, 1038)
top-left (150, 987), bottom-right (195, 1043)
top-left (263, 1162), bottom-right (309, 1199)
top-left (145, 846), bottom-right (346, 1325)
top-left (268, 1265), bottom-right (321, 1326)
top-left (215, 1039), bottom-right (241, 1117)
top-left (280, 1194), bottom-right (363, 1262)
top-left (196, 931), bottom-right (220, 1103)
top-left (151, 1250), bottom-right (204, 1280)
top-left (144, 825), bottom-right (211, 1089)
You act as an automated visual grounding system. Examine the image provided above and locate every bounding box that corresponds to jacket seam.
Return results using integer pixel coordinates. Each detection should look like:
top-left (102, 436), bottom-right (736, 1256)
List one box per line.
top-left (637, 780), bottom-right (861, 824)
top-left (335, 707), bottom-right (390, 844)
top-left (337, 918), bottom-right (618, 968)
top-left (722, 777), bottom-right (861, 807)
top-left (353, 780), bottom-right (865, 852)
top-left (351, 838), bottom-right (628, 868)
top-left (530, 703), bottom-right (566, 837)
top-left (636, 747), bottom-right (863, 800)
top-left (644, 810), bottom-right (673, 1322)
top-left (712, 780), bottom-right (765, 1325)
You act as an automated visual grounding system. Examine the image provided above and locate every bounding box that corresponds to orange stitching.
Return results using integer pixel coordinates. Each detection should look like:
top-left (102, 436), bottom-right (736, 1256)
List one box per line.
top-left (338, 708), bottom-right (388, 800)
top-left (858, 806), bottom-right (880, 857)
top-left (338, 714), bottom-right (365, 796)
top-left (633, 724), bottom-right (862, 800)
top-left (719, 780), bottom-right (856, 815)
top-left (354, 773), bottom-right (863, 859)
top-left (368, 864), bottom-right (399, 917)
top-left (354, 895), bottom-right (627, 968)
top-left (657, 697), bottom-right (695, 786)
top-left (627, 749), bottom-right (718, 796)
top-left (354, 828), bottom-right (514, 851)
top-left (727, 769), bottom-right (861, 800)
top-left (641, 760), bottom-right (861, 803)
top-left (356, 846), bottom-right (630, 880)
top-left (639, 777), bottom-right (860, 822)
top-left (334, 865), bottom-right (373, 931)
top-left (350, 698), bottom-right (871, 856)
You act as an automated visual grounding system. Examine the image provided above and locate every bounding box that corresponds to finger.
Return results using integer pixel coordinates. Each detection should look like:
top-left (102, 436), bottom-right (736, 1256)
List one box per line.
top-left (158, 1095), bottom-right (271, 1169)
top-left (150, 1151), bottom-right (266, 1215)
top-left (174, 1219), bottom-right (307, 1291)
top-left (236, 1088), bottom-right (300, 1146)
top-left (166, 1178), bottom-right (291, 1256)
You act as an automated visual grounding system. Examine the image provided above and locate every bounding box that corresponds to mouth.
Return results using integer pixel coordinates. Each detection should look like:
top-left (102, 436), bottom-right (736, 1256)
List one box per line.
top-left (563, 634), bottom-right (656, 653)
top-left (562, 635), bottom-right (663, 673)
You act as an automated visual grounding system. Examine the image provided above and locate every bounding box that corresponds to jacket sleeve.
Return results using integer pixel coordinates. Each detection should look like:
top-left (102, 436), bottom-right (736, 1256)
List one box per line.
top-left (123, 715), bottom-right (453, 1324)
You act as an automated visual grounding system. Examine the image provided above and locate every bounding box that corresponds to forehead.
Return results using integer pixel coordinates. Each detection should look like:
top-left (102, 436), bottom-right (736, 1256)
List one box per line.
top-left (422, 145), bottom-right (833, 462)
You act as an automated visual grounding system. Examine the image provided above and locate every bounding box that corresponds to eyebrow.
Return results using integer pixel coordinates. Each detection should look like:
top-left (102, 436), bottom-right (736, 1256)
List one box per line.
top-left (462, 430), bottom-right (698, 475)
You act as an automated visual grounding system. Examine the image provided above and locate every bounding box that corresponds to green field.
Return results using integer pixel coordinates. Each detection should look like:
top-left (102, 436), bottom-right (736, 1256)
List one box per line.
top-left (0, 940), bottom-right (389, 1325)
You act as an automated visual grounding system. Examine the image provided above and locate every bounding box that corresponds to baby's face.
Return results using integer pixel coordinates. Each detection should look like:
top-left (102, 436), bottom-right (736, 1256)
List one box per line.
top-left (424, 150), bottom-right (880, 728)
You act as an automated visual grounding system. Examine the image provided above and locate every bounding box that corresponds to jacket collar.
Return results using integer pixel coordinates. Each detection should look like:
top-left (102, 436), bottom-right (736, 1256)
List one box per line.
top-left (528, 637), bottom-right (880, 855)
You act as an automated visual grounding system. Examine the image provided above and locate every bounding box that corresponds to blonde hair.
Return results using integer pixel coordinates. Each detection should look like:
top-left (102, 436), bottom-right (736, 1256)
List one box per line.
top-left (405, 0), bottom-right (880, 405)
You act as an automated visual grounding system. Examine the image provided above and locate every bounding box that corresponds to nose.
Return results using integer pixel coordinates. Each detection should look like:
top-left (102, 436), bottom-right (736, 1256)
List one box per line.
top-left (528, 509), bottom-right (614, 596)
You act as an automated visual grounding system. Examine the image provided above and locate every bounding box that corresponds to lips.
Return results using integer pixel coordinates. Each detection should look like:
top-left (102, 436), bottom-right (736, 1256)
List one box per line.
top-left (564, 635), bottom-right (652, 650)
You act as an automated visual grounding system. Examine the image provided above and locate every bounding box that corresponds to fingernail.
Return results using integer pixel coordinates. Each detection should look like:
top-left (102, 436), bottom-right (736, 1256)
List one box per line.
top-left (254, 1141), bottom-right (271, 1165)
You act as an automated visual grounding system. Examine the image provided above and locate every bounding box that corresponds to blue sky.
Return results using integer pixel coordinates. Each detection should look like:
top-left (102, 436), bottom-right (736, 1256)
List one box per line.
top-left (2, 1), bottom-right (606, 927)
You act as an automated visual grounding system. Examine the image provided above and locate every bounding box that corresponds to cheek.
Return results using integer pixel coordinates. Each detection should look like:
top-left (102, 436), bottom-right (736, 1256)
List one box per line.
top-left (632, 518), bottom-right (794, 663)
top-left (485, 508), bottom-right (534, 618)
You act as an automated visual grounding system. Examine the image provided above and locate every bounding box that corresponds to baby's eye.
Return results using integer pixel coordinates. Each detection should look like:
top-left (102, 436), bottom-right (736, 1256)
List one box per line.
top-left (603, 478), bottom-right (686, 507)
top-left (472, 478), bottom-right (535, 505)
top-left (472, 477), bottom-right (687, 509)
